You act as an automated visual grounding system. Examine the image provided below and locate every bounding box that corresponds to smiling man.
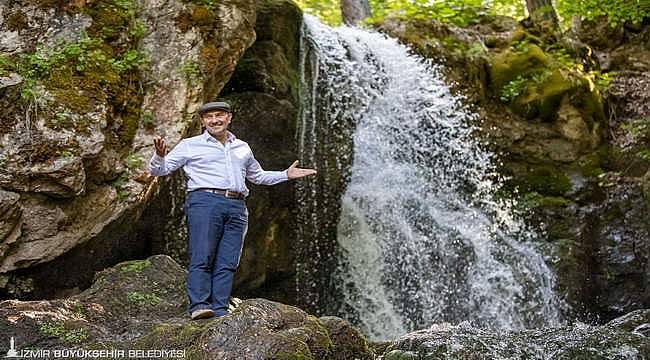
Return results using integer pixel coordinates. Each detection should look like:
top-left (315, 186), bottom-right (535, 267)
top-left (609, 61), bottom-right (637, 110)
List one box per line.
top-left (149, 101), bottom-right (316, 320)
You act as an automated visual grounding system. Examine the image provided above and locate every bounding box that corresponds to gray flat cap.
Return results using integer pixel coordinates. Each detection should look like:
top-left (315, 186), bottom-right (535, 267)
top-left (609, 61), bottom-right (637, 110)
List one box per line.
top-left (198, 101), bottom-right (232, 115)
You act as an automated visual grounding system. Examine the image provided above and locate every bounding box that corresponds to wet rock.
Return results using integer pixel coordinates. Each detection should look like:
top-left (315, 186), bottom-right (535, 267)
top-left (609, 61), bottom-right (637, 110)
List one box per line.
top-left (582, 181), bottom-right (650, 317)
top-left (382, 312), bottom-right (650, 359)
top-left (320, 316), bottom-right (375, 360)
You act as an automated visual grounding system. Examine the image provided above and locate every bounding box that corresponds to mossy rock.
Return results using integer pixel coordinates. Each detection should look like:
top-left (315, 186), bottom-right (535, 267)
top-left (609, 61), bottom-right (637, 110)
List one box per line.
top-left (489, 44), bottom-right (549, 92)
top-left (508, 166), bottom-right (572, 196)
top-left (1, 256), bottom-right (375, 359)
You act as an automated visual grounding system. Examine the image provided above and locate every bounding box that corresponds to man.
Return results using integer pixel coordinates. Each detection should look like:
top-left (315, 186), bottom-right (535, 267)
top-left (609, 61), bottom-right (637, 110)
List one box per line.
top-left (149, 101), bottom-right (316, 320)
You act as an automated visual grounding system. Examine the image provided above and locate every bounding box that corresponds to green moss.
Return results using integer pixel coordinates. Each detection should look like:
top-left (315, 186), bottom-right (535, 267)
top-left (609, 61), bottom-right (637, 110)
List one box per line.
top-left (179, 60), bottom-right (202, 83)
top-left (135, 322), bottom-right (213, 360)
top-left (537, 70), bottom-right (574, 119)
top-left (272, 349), bottom-right (314, 360)
top-left (120, 259), bottom-right (151, 272)
top-left (126, 291), bottom-right (162, 306)
top-left (521, 192), bottom-right (571, 209)
top-left (383, 350), bottom-right (419, 360)
top-left (576, 152), bottom-right (606, 177)
top-left (490, 44), bottom-right (549, 92)
top-left (0, 55), bottom-right (16, 77)
top-left (510, 167), bottom-right (572, 196)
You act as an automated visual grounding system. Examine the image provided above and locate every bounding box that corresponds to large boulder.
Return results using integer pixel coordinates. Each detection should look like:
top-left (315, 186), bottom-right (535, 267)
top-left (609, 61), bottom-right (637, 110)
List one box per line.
top-left (0, 255), bottom-right (375, 359)
top-left (0, 0), bottom-right (257, 299)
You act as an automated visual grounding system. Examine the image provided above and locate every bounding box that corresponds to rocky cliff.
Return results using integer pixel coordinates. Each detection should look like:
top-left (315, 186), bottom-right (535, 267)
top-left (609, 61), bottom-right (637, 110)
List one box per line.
top-left (0, 0), bottom-right (260, 299)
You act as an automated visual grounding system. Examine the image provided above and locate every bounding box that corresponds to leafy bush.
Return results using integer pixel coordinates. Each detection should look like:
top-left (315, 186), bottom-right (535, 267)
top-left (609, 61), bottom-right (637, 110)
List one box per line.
top-left (367, 0), bottom-right (488, 27)
top-left (556, 0), bottom-right (650, 27)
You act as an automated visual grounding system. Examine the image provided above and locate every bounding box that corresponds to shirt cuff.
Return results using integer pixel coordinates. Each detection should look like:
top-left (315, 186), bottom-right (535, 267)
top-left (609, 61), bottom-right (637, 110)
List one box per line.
top-left (149, 153), bottom-right (164, 174)
top-left (283, 169), bottom-right (289, 181)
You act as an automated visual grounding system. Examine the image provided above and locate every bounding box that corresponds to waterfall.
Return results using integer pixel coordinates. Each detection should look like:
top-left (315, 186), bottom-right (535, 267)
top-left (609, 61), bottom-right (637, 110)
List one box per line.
top-left (297, 15), bottom-right (567, 341)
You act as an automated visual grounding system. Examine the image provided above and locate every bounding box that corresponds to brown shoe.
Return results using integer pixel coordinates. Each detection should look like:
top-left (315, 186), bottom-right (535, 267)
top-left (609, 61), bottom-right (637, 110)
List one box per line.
top-left (190, 308), bottom-right (214, 320)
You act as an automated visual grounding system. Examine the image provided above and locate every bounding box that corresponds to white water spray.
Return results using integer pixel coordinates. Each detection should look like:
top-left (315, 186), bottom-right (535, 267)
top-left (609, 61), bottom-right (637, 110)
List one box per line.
top-left (298, 16), bottom-right (567, 340)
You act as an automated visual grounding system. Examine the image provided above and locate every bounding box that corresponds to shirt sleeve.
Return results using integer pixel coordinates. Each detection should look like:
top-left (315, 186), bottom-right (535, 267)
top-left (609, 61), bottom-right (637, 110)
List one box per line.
top-left (148, 140), bottom-right (189, 176)
top-left (245, 154), bottom-right (289, 185)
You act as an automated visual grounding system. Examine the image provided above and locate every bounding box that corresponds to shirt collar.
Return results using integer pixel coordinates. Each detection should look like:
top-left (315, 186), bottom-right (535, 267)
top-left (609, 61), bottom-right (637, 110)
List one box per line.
top-left (203, 130), bottom-right (236, 143)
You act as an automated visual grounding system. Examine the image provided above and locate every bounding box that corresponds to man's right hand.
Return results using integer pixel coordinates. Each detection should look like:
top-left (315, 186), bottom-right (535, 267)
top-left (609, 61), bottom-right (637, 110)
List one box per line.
top-left (153, 136), bottom-right (167, 157)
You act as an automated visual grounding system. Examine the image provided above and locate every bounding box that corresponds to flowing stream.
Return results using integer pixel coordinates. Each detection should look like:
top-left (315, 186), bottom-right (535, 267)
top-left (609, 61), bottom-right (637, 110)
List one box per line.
top-left (297, 16), bottom-right (567, 341)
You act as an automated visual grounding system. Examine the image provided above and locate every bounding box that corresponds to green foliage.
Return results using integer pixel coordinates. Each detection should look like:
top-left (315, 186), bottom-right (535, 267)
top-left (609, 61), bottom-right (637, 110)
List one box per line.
top-left (127, 291), bottom-right (162, 306)
top-left (497, 37), bottom-right (612, 105)
top-left (40, 321), bottom-right (89, 343)
top-left (125, 153), bottom-right (144, 169)
top-left (367, 0), bottom-right (488, 27)
top-left (141, 111), bottom-right (155, 127)
top-left (110, 49), bottom-right (149, 73)
top-left (621, 117), bottom-right (650, 161)
top-left (500, 74), bottom-right (528, 102)
top-left (120, 259), bottom-right (152, 272)
top-left (295, 0), bottom-right (526, 27)
top-left (19, 37), bottom-right (102, 79)
top-left (556, 0), bottom-right (650, 27)
top-left (588, 70), bottom-right (613, 94)
top-left (17, 35), bottom-right (147, 95)
top-left (0, 55), bottom-right (16, 76)
top-left (294, 0), bottom-right (647, 31)
top-left (294, 0), bottom-right (342, 25)
top-left (179, 60), bottom-right (202, 82)
top-left (489, 0), bottom-right (526, 19)
top-left (112, 172), bottom-right (130, 201)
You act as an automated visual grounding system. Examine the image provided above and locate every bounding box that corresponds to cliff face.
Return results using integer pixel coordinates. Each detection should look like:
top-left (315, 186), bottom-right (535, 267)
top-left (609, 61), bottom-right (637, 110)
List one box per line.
top-left (375, 15), bottom-right (650, 321)
top-left (0, 0), bottom-right (257, 298)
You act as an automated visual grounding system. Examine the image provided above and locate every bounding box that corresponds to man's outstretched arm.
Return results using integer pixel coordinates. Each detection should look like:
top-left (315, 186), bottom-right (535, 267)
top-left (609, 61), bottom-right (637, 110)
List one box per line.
top-left (149, 136), bottom-right (189, 176)
top-left (246, 157), bottom-right (316, 185)
top-left (286, 160), bottom-right (317, 180)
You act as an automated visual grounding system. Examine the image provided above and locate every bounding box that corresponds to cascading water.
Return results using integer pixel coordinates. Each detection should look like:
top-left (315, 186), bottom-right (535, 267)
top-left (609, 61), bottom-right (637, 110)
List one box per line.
top-left (297, 15), bottom-right (567, 341)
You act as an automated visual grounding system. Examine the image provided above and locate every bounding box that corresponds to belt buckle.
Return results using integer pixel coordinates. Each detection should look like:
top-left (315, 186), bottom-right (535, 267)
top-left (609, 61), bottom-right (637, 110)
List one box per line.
top-left (224, 190), bottom-right (236, 198)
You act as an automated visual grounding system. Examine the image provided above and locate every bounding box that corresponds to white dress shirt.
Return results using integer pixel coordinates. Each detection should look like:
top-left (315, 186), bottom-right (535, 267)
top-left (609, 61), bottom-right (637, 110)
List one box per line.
top-left (149, 130), bottom-right (288, 196)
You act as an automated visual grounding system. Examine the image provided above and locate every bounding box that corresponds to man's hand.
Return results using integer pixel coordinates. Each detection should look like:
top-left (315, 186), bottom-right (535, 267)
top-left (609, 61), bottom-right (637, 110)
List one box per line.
top-left (153, 136), bottom-right (167, 157)
top-left (287, 160), bottom-right (317, 180)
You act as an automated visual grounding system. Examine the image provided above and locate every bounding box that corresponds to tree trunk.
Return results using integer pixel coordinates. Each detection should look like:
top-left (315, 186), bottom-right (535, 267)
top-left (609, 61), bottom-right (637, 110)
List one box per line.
top-left (525, 0), bottom-right (558, 28)
top-left (340, 0), bottom-right (371, 26)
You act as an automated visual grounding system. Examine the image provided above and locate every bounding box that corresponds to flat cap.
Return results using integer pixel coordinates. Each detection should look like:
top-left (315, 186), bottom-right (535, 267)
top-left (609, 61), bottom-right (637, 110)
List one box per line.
top-left (198, 101), bottom-right (232, 115)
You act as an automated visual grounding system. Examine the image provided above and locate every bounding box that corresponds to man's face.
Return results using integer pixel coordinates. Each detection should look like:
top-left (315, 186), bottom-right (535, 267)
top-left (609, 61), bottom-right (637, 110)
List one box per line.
top-left (201, 110), bottom-right (232, 136)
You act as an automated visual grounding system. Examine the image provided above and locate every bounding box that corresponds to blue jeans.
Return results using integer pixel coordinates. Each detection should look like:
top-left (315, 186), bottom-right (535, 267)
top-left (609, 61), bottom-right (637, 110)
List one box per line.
top-left (184, 191), bottom-right (248, 316)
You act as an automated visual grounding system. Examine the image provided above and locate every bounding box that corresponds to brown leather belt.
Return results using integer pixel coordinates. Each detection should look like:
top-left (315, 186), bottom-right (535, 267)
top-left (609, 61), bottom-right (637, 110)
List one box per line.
top-left (192, 188), bottom-right (245, 199)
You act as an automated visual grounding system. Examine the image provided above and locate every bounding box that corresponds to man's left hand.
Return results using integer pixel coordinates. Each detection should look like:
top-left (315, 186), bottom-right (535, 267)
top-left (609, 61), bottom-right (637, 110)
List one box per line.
top-left (287, 160), bottom-right (317, 180)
